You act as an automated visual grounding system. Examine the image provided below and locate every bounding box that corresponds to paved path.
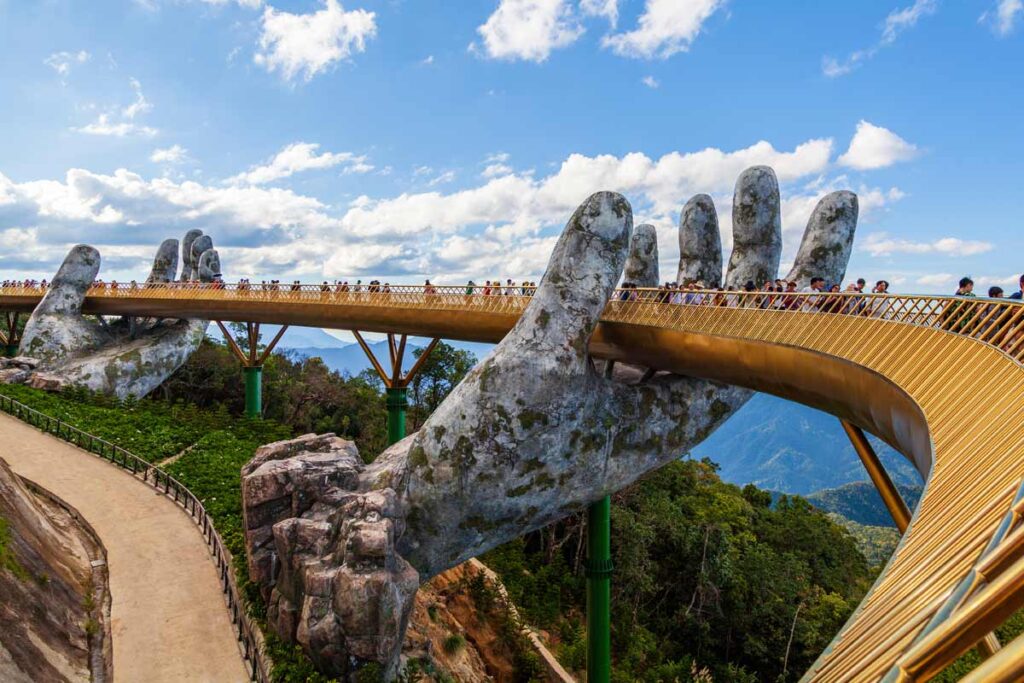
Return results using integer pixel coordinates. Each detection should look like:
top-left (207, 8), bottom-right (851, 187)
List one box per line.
top-left (0, 413), bottom-right (249, 683)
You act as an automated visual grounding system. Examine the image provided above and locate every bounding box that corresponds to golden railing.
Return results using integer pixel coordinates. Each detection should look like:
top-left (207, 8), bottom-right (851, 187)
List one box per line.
top-left (2, 282), bottom-right (1024, 681)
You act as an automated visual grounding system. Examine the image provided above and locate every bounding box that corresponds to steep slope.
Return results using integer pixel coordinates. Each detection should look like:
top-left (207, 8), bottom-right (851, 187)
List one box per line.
top-left (0, 457), bottom-right (109, 682)
top-left (694, 394), bottom-right (923, 494)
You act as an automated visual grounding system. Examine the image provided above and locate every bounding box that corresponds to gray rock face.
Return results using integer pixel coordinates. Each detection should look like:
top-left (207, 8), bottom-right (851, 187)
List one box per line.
top-left (12, 231), bottom-right (218, 399)
top-left (677, 194), bottom-right (722, 287)
top-left (623, 223), bottom-right (659, 287)
top-left (241, 434), bottom-right (416, 680)
top-left (725, 166), bottom-right (781, 288)
top-left (180, 230), bottom-right (203, 281)
top-left (242, 166), bottom-right (861, 680)
top-left (785, 191), bottom-right (859, 286)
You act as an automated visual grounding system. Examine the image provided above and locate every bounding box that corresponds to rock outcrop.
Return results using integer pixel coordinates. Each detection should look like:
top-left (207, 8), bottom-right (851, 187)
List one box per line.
top-left (0, 457), bottom-right (110, 682)
top-left (241, 166), bottom-right (861, 680)
top-left (8, 231), bottom-right (220, 399)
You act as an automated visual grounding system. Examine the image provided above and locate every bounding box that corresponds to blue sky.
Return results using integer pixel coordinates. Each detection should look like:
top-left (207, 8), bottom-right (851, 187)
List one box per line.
top-left (1, 0), bottom-right (1021, 293)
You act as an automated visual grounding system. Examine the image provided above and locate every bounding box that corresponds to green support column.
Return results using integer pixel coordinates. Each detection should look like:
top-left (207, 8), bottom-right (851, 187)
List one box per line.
top-left (587, 495), bottom-right (612, 683)
top-left (244, 366), bottom-right (263, 419)
top-left (385, 387), bottom-right (408, 445)
top-left (4, 344), bottom-right (17, 358)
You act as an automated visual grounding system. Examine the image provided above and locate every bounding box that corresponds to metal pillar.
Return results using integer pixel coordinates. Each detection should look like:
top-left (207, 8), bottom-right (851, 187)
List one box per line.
top-left (2, 312), bottom-right (21, 357)
top-left (352, 331), bottom-right (440, 449)
top-left (217, 322), bottom-right (287, 420)
top-left (244, 366), bottom-right (263, 419)
top-left (385, 387), bottom-right (408, 444)
top-left (586, 495), bottom-right (612, 683)
top-left (841, 420), bottom-right (912, 533)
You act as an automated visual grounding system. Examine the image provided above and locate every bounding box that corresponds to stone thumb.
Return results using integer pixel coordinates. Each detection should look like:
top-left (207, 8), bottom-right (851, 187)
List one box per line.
top-left (35, 245), bottom-right (100, 316)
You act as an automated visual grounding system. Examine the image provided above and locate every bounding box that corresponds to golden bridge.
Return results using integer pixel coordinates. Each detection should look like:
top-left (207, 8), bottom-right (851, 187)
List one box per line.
top-left (2, 282), bottom-right (1024, 682)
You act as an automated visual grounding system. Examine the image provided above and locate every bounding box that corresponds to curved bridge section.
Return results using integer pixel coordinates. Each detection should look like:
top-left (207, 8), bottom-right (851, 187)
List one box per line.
top-left (3, 284), bottom-right (1024, 681)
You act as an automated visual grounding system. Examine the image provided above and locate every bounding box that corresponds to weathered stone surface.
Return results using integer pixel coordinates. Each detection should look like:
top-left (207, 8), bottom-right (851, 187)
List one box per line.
top-left (623, 223), bottom-right (659, 287)
top-left (25, 372), bottom-right (68, 392)
top-left (785, 191), bottom-right (859, 286)
top-left (0, 368), bottom-right (31, 384)
top-left (0, 357), bottom-right (40, 371)
top-left (0, 457), bottom-right (109, 683)
top-left (725, 166), bottom-right (781, 288)
top-left (147, 238), bottom-right (179, 284)
top-left (179, 230), bottom-right (203, 281)
top-left (242, 166), bottom-right (861, 680)
top-left (12, 232), bottom-right (219, 399)
top-left (677, 194), bottom-right (722, 287)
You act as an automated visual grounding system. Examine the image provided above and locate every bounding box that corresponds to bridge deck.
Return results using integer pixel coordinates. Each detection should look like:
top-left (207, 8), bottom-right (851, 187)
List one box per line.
top-left (3, 284), bottom-right (1024, 681)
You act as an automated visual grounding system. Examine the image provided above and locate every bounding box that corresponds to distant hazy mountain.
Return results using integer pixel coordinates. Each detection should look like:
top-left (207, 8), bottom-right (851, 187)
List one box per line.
top-left (207, 324), bottom-right (349, 350)
top-left (284, 337), bottom-right (493, 377)
top-left (809, 482), bottom-right (923, 528)
top-left (693, 394), bottom-right (922, 495)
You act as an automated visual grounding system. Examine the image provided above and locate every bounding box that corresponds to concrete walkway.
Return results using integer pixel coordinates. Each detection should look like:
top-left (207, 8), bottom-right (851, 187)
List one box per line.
top-left (0, 413), bottom-right (249, 683)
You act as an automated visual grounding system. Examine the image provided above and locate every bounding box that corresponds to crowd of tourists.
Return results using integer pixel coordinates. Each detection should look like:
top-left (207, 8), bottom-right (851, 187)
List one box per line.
top-left (3, 274), bottom-right (1024, 304)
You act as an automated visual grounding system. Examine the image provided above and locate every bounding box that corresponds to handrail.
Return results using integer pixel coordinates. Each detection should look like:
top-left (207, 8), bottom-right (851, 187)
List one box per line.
top-left (0, 393), bottom-right (269, 683)
top-left (2, 283), bottom-right (1023, 363)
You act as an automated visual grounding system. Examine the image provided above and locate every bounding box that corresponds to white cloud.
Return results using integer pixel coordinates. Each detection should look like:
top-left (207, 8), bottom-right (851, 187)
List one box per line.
top-left (74, 78), bottom-right (158, 138)
top-left (254, 0), bottom-right (377, 82)
top-left (428, 171), bottom-right (457, 187)
top-left (980, 0), bottom-right (1023, 35)
top-left (823, 0), bottom-right (937, 77)
top-left (420, 55), bottom-right (435, 65)
top-left (863, 234), bottom-right (994, 257)
top-left (483, 163), bottom-right (514, 178)
top-left (473, 0), bottom-right (584, 62)
top-left (44, 50), bottom-right (90, 79)
top-left (916, 273), bottom-right (954, 287)
top-left (641, 75), bottom-right (659, 88)
top-left (0, 132), bottom-right (905, 284)
top-left (227, 142), bottom-right (371, 185)
top-left (150, 145), bottom-right (189, 164)
top-left (580, 0), bottom-right (619, 27)
top-left (603, 0), bottom-right (725, 59)
top-left (75, 115), bottom-right (158, 138)
top-left (838, 120), bottom-right (918, 170)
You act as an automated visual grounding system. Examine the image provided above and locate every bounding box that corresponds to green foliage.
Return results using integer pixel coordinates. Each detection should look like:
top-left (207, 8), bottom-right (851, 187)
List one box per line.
top-left (486, 458), bottom-right (875, 682)
top-left (0, 382), bottom-right (232, 463)
top-left (0, 516), bottom-right (29, 581)
top-left (826, 513), bottom-right (900, 567)
top-left (442, 633), bottom-right (466, 655)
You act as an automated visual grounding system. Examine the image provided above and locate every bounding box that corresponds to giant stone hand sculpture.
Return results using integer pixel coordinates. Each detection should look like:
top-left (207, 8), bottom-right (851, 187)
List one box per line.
top-left (14, 232), bottom-right (221, 399)
top-left (240, 166), bottom-right (859, 680)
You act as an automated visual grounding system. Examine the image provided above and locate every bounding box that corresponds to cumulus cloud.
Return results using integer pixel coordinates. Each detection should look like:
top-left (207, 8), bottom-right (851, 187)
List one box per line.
top-left (473, 0), bottom-right (584, 62)
top-left (226, 142), bottom-right (372, 185)
top-left (254, 0), bottom-right (377, 82)
top-left (641, 75), bottom-right (660, 88)
top-left (822, 0), bottom-right (937, 77)
top-left (838, 120), bottom-right (918, 170)
top-left (44, 50), bottom-right (90, 80)
top-left (580, 0), bottom-right (619, 27)
top-left (603, 0), bottom-right (725, 59)
top-left (150, 145), bottom-right (189, 164)
top-left (74, 78), bottom-right (158, 137)
top-left (980, 0), bottom-right (1023, 36)
top-left (863, 233), bottom-right (994, 257)
top-left (0, 131), bottom-right (905, 284)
